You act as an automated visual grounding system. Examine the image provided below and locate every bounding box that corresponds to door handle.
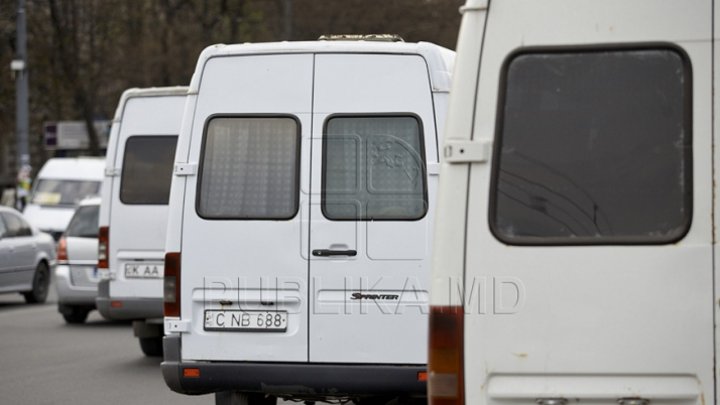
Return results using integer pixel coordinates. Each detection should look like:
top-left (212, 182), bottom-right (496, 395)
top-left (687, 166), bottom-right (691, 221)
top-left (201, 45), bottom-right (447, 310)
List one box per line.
top-left (312, 249), bottom-right (357, 257)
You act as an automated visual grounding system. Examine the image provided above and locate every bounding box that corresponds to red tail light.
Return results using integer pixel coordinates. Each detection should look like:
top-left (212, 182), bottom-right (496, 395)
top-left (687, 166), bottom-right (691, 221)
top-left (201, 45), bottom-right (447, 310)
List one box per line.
top-left (428, 305), bottom-right (464, 405)
top-left (164, 252), bottom-right (181, 317)
top-left (98, 226), bottom-right (109, 269)
top-left (57, 237), bottom-right (68, 263)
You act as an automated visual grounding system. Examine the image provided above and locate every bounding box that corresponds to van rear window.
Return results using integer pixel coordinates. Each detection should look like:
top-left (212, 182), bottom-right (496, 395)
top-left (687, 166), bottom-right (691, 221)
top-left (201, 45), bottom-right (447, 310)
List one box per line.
top-left (120, 136), bottom-right (178, 205)
top-left (65, 205), bottom-right (99, 238)
top-left (491, 48), bottom-right (691, 244)
top-left (322, 115), bottom-right (427, 221)
top-left (197, 117), bottom-right (300, 220)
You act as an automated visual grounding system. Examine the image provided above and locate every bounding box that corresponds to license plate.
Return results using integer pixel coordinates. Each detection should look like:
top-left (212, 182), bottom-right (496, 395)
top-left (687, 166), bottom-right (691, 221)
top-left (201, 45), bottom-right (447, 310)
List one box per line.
top-left (204, 310), bottom-right (288, 332)
top-left (124, 262), bottom-right (163, 279)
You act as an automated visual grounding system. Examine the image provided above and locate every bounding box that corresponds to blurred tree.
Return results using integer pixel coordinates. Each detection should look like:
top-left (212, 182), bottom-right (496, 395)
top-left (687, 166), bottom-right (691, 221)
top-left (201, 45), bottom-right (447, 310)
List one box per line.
top-left (0, 0), bottom-right (463, 182)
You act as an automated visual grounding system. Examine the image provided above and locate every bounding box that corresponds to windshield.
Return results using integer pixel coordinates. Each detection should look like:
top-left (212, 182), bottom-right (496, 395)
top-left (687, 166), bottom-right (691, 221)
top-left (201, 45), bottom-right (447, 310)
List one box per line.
top-left (65, 205), bottom-right (99, 238)
top-left (30, 180), bottom-right (101, 207)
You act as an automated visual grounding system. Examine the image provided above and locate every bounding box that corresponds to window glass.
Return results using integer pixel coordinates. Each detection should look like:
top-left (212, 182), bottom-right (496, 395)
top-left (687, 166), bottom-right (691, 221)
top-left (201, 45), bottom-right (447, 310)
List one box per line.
top-left (0, 215), bottom-right (7, 238)
top-left (2, 213), bottom-right (31, 237)
top-left (198, 117), bottom-right (300, 219)
top-left (492, 49), bottom-right (691, 244)
top-left (31, 180), bottom-right (100, 206)
top-left (323, 116), bottom-right (427, 220)
top-left (120, 136), bottom-right (178, 205)
top-left (65, 205), bottom-right (100, 238)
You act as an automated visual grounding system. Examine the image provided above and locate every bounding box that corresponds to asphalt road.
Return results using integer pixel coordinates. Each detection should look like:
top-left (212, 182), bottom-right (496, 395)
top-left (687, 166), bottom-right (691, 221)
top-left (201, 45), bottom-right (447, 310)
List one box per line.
top-left (0, 283), bottom-right (210, 405)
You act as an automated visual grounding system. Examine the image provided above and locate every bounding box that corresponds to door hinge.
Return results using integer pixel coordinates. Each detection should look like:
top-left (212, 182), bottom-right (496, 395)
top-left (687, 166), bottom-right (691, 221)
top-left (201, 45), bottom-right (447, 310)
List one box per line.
top-left (443, 140), bottom-right (492, 164)
top-left (174, 163), bottom-right (197, 176)
top-left (104, 167), bottom-right (121, 177)
top-left (165, 319), bottom-right (191, 334)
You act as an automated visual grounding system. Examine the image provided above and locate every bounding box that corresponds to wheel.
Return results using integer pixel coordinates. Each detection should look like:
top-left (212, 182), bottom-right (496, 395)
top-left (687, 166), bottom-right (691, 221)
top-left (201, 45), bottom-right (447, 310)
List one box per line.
top-left (139, 336), bottom-right (163, 357)
top-left (60, 306), bottom-right (90, 324)
top-left (23, 261), bottom-right (50, 304)
top-left (215, 392), bottom-right (277, 405)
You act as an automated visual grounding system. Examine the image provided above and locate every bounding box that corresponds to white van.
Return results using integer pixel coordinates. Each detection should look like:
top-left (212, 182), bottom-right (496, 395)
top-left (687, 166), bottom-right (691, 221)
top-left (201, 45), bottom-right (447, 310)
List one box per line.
top-left (97, 87), bottom-right (187, 356)
top-left (23, 157), bottom-right (104, 240)
top-left (428, 1), bottom-right (713, 405)
top-left (161, 40), bottom-right (454, 404)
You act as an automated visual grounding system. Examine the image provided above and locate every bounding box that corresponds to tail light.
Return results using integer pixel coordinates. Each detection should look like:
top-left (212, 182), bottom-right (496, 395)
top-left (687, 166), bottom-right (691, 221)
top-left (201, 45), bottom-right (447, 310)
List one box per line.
top-left (98, 226), bottom-right (109, 269)
top-left (164, 252), bottom-right (181, 317)
top-left (428, 305), bottom-right (464, 405)
top-left (57, 237), bottom-right (68, 263)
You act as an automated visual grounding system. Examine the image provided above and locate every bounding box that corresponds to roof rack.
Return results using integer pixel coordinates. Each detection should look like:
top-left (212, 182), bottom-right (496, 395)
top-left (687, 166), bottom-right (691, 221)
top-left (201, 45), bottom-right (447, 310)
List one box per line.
top-left (318, 34), bottom-right (404, 42)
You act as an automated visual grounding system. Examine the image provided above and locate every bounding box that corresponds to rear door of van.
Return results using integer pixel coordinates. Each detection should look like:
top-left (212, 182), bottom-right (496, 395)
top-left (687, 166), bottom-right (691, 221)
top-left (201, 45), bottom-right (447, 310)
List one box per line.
top-left (181, 54), bottom-right (313, 362)
top-left (181, 51), bottom-right (438, 364)
top-left (109, 96), bottom-right (183, 300)
top-left (309, 53), bottom-right (438, 364)
top-left (461, 1), bottom-right (713, 404)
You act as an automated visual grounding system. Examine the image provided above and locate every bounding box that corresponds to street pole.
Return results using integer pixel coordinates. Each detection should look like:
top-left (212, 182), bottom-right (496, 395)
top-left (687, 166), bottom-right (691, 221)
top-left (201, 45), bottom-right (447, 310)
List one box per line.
top-left (12, 0), bottom-right (30, 209)
top-left (14, 0), bottom-right (29, 168)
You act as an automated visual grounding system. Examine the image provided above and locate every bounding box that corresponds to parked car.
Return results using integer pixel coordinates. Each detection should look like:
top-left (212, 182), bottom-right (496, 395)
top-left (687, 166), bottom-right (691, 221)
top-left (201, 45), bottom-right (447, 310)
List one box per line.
top-left (55, 197), bottom-right (100, 323)
top-left (0, 206), bottom-right (56, 303)
top-left (428, 1), bottom-right (711, 405)
top-left (161, 39), bottom-right (454, 405)
top-left (96, 87), bottom-right (187, 356)
top-left (23, 157), bottom-right (104, 240)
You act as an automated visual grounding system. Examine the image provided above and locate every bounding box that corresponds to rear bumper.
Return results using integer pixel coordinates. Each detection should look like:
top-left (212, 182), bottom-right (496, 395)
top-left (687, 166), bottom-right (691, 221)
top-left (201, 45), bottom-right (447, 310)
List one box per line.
top-left (161, 335), bottom-right (427, 398)
top-left (96, 280), bottom-right (163, 320)
top-left (55, 265), bottom-right (98, 305)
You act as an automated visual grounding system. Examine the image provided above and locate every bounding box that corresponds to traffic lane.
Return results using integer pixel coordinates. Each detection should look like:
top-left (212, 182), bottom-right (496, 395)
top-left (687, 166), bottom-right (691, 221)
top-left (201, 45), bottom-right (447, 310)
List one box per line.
top-left (0, 295), bottom-right (209, 405)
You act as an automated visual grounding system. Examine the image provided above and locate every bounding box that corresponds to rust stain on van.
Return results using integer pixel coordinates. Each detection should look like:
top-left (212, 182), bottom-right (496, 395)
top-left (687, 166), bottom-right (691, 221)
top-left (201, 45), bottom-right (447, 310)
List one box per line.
top-left (512, 352), bottom-right (528, 359)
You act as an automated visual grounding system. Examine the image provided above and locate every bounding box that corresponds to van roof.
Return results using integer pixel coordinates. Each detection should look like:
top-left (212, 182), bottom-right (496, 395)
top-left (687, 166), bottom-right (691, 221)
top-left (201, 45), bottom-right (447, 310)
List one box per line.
top-left (36, 157), bottom-right (105, 181)
top-left (112, 86), bottom-right (189, 122)
top-left (191, 41), bottom-right (455, 93)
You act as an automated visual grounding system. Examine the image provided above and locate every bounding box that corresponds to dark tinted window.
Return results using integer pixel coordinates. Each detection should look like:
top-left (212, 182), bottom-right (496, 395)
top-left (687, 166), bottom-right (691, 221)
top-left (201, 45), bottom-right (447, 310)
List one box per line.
top-left (120, 136), bottom-right (178, 205)
top-left (492, 48), bottom-right (691, 244)
top-left (323, 116), bottom-right (427, 220)
top-left (31, 180), bottom-right (100, 206)
top-left (1, 212), bottom-right (32, 237)
top-left (65, 205), bottom-right (100, 238)
top-left (197, 117), bottom-right (300, 219)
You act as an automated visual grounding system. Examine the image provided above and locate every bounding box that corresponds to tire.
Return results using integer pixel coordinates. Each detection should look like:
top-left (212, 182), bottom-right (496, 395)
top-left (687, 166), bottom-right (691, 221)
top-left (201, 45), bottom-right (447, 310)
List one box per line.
top-left (61, 306), bottom-right (90, 324)
top-left (215, 392), bottom-right (277, 405)
top-left (23, 261), bottom-right (50, 304)
top-left (139, 336), bottom-right (163, 357)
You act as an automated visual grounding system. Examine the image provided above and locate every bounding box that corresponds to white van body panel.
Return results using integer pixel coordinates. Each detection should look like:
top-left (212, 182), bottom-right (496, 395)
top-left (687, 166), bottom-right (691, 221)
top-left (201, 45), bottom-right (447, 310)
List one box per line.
top-left (308, 53), bottom-right (438, 363)
top-left (432, 1), bottom-right (714, 405)
top-left (180, 53), bottom-right (314, 362)
top-left (21, 205), bottom-right (75, 235)
top-left (107, 95), bottom-right (186, 299)
top-left (164, 41), bottom-right (454, 395)
top-left (23, 157), bottom-right (104, 234)
top-left (98, 87), bottom-right (187, 316)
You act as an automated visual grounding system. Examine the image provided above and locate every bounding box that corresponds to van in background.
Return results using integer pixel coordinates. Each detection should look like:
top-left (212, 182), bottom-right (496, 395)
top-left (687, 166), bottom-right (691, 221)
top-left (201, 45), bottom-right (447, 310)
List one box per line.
top-left (23, 157), bottom-right (104, 240)
top-left (97, 87), bottom-right (187, 356)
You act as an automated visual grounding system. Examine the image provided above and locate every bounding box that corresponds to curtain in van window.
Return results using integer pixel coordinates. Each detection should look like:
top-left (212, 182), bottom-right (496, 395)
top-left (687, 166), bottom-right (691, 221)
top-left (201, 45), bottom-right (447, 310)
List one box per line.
top-left (198, 117), bottom-right (299, 219)
top-left (323, 116), bottom-right (427, 220)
